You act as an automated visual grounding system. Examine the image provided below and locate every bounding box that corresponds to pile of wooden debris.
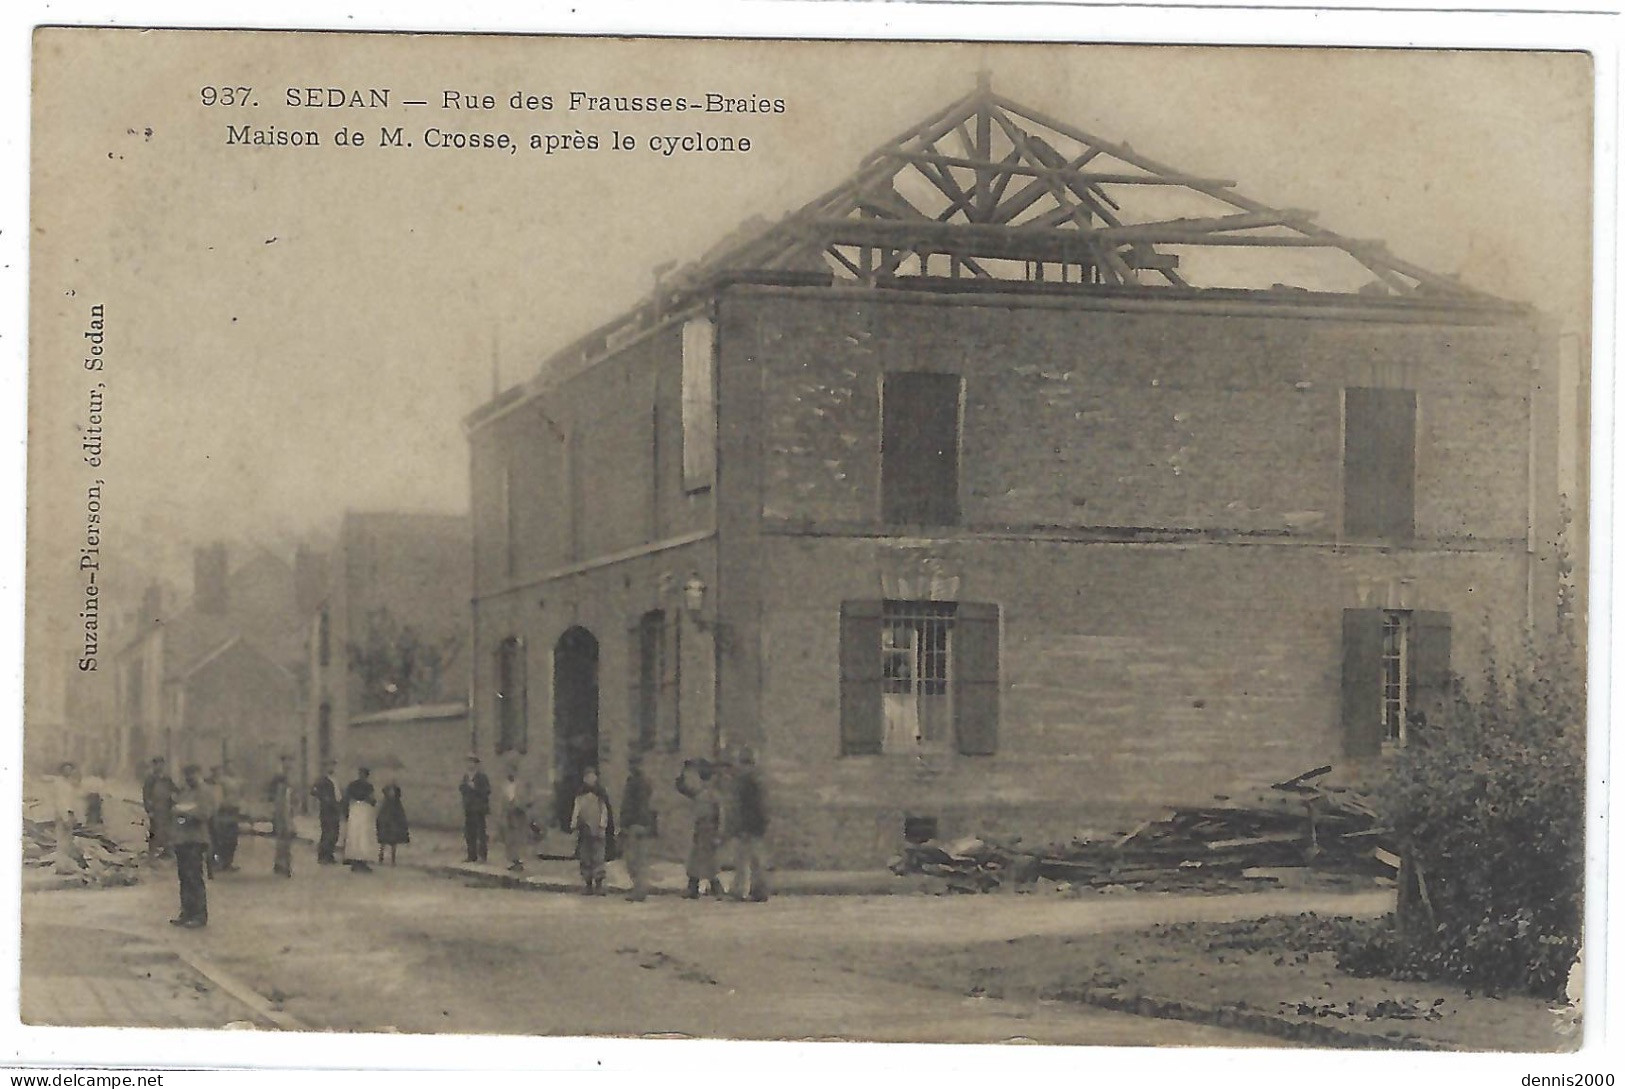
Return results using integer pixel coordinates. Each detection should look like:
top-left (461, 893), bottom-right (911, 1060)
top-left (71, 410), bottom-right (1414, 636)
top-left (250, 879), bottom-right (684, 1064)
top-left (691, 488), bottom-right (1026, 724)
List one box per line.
top-left (889, 765), bottom-right (1393, 894)
top-left (22, 812), bottom-right (143, 887)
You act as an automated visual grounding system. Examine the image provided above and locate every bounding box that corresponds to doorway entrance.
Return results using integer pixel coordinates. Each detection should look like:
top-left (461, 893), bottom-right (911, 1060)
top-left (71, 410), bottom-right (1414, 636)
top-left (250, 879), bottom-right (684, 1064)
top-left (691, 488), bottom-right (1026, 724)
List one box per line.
top-left (552, 626), bottom-right (600, 829)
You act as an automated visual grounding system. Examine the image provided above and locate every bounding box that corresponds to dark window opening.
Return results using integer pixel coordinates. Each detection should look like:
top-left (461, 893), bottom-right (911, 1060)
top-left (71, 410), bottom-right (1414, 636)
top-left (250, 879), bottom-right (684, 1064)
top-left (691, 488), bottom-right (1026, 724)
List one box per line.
top-left (882, 372), bottom-right (962, 526)
top-left (632, 611), bottom-right (677, 753)
top-left (496, 636), bottom-right (527, 754)
top-left (1344, 388), bottom-right (1416, 540)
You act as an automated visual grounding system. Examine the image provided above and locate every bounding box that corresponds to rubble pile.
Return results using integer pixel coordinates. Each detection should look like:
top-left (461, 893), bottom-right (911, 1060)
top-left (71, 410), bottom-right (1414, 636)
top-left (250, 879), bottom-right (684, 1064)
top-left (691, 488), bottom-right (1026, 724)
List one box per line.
top-left (22, 803), bottom-right (143, 887)
top-left (890, 765), bottom-right (1393, 894)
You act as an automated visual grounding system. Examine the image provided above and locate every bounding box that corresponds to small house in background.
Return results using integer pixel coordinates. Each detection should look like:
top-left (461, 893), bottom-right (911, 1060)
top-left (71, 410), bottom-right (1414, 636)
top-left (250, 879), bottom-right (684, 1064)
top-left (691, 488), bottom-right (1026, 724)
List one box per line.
top-left (306, 511), bottom-right (470, 828)
top-left (110, 544), bottom-right (323, 790)
top-left (464, 81), bottom-right (1571, 868)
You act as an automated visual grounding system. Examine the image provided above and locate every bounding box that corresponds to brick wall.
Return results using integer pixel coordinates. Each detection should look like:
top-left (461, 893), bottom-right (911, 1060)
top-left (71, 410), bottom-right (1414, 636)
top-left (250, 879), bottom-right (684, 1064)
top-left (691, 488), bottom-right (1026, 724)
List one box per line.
top-left (717, 286), bottom-right (1547, 868)
top-left (754, 536), bottom-right (1524, 867)
top-left (733, 288), bottom-right (1538, 546)
top-left (347, 706), bottom-right (470, 830)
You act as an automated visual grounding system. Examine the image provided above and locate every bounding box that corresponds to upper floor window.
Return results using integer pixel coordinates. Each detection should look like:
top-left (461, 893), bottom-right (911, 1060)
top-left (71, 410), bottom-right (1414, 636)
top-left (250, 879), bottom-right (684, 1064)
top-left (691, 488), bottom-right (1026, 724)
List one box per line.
top-left (1344, 388), bottom-right (1416, 540)
top-left (881, 372), bottom-right (963, 526)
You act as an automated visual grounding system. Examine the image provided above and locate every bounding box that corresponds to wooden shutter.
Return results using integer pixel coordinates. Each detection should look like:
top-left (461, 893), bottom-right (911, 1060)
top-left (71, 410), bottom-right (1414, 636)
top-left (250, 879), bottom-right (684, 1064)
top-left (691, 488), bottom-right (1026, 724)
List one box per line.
top-left (1340, 610), bottom-right (1385, 758)
top-left (1409, 610), bottom-right (1453, 728)
top-left (954, 602), bottom-right (1001, 756)
top-left (882, 373), bottom-right (962, 526)
top-left (1344, 389), bottom-right (1416, 540)
top-left (839, 601), bottom-right (884, 756)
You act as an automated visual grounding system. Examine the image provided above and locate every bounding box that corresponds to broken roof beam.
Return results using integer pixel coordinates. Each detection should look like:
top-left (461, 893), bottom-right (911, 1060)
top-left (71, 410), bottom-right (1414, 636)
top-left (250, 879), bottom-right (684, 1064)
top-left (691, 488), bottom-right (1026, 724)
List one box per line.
top-left (813, 217), bottom-right (1358, 257)
top-left (881, 148), bottom-right (1238, 188)
top-left (991, 91), bottom-right (1486, 298)
top-left (859, 93), bottom-right (982, 170)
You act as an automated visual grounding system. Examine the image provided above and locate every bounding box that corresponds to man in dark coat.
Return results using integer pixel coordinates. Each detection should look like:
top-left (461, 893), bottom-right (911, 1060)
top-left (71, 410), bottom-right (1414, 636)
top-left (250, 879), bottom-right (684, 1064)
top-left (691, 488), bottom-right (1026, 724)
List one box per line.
top-left (169, 764), bottom-right (214, 928)
top-left (142, 756), bottom-right (175, 860)
top-left (728, 746), bottom-right (770, 902)
top-left (458, 754), bottom-right (491, 863)
top-left (310, 758), bottom-right (342, 864)
top-left (619, 756), bottom-right (656, 902)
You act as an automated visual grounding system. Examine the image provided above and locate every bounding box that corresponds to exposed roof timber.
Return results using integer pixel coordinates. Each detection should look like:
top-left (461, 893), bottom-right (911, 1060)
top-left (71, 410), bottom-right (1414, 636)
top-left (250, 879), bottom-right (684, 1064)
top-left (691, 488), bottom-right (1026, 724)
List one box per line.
top-left (664, 86), bottom-right (1449, 296)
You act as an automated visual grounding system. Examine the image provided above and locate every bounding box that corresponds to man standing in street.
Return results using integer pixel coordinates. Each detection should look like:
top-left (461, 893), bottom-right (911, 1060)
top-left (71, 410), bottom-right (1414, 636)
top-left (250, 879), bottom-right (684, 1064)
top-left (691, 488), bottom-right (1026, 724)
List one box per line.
top-left (170, 764), bottom-right (214, 928)
top-left (310, 758), bottom-right (342, 864)
top-left (268, 753), bottom-right (297, 878)
top-left (620, 756), bottom-right (657, 902)
top-left (142, 756), bottom-right (175, 861)
top-left (211, 760), bottom-right (243, 872)
top-left (459, 754), bottom-right (491, 863)
top-left (729, 746), bottom-right (771, 903)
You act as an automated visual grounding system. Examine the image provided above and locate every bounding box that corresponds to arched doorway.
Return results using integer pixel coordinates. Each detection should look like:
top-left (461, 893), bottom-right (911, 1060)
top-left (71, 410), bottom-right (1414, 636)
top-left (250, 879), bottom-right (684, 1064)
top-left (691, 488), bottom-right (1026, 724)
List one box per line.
top-left (552, 626), bottom-right (600, 829)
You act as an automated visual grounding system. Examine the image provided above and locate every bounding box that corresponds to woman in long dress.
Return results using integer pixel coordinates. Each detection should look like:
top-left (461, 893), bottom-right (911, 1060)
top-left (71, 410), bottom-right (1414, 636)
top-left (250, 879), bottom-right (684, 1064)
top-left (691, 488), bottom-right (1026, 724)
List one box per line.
top-left (342, 767), bottom-right (378, 873)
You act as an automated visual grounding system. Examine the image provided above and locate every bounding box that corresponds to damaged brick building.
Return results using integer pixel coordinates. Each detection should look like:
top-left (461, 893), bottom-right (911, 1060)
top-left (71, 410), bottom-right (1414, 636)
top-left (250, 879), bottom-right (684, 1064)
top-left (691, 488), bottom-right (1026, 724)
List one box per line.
top-left (465, 83), bottom-right (1564, 868)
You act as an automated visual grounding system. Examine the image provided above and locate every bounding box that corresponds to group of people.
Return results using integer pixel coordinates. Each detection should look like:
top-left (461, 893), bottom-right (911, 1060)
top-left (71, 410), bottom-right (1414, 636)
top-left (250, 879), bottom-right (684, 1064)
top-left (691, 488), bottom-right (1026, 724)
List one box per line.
top-left (133, 742), bottom-right (769, 927)
top-left (141, 753), bottom-right (412, 929)
top-left (305, 758), bottom-right (412, 874)
top-left (458, 744), bottom-right (771, 903)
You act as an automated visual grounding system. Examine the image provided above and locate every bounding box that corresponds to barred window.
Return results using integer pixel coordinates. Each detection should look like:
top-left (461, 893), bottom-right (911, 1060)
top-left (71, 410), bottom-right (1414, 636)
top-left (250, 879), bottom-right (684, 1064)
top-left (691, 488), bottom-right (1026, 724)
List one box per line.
top-left (881, 601), bottom-right (955, 751)
top-left (1380, 610), bottom-right (1413, 745)
top-left (840, 599), bottom-right (999, 757)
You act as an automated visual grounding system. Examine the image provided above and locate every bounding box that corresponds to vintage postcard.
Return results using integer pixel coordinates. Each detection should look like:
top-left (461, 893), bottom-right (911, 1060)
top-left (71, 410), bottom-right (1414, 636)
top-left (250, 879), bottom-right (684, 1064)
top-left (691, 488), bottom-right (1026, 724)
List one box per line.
top-left (21, 26), bottom-right (1593, 1066)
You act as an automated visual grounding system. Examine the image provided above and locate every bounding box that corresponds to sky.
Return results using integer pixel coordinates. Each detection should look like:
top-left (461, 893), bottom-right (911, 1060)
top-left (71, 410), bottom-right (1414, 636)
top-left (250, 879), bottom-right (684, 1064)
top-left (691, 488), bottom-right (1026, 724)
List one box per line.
top-left (25, 32), bottom-right (1593, 719)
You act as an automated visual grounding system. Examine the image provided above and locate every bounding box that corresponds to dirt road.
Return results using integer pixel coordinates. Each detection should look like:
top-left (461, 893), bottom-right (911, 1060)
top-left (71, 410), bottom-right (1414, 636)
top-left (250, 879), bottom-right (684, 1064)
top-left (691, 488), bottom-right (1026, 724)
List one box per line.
top-left (21, 835), bottom-right (1389, 1045)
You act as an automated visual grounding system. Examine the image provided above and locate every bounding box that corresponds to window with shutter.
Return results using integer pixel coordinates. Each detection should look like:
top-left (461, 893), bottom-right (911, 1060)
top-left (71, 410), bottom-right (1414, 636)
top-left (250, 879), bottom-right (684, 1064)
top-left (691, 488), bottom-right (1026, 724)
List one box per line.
top-left (631, 611), bottom-right (677, 754)
top-left (839, 599), bottom-right (1000, 757)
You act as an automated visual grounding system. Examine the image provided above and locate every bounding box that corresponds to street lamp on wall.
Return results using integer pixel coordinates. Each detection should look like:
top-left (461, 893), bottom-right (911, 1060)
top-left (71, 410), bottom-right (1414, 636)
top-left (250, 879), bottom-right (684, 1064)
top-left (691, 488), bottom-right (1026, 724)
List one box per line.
top-left (682, 575), bottom-right (709, 628)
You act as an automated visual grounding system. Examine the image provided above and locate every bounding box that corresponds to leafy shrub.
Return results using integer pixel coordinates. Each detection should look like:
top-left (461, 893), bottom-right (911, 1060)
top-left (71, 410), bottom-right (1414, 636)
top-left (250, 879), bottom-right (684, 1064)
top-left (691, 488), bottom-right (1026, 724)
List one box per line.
top-left (1338, 640), bottom-right (1585, 998)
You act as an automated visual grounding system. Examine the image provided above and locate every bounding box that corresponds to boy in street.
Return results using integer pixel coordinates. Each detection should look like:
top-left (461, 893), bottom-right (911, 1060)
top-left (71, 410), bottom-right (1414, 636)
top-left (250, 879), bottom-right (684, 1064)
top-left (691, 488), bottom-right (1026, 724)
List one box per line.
top-left (310, 759), bottom-right (342, 864)
top-left (569, 767), bottom-right (613, 895)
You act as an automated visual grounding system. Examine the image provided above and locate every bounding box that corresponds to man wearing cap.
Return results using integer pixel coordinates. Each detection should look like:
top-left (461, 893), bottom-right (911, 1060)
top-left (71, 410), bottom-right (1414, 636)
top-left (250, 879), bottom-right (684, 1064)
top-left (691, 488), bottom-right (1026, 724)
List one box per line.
top-left (458, 754), bottom-right (491, 863)
top-left (170, 764), bottom-right (214, 927)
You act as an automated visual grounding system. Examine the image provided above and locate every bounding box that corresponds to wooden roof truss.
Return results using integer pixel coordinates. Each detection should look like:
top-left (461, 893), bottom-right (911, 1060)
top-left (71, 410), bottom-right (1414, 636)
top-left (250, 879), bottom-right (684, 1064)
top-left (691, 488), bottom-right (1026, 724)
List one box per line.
top-left (690, 81), bottom-right (1486, 299)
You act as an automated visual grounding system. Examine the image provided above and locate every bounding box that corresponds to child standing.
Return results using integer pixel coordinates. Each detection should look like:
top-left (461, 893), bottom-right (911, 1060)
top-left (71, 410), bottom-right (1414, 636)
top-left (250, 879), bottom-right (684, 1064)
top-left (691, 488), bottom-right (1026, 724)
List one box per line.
top-left (569, 767), bottom-right (614, 895)
top-left (376, 781), bottom-right (410, 866)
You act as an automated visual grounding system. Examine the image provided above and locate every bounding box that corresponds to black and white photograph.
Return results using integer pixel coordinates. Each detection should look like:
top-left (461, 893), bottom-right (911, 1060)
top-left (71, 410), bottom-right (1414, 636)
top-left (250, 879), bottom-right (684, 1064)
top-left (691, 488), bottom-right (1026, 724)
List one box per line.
top-left (13, 18), bottom-right (1601, 1078)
